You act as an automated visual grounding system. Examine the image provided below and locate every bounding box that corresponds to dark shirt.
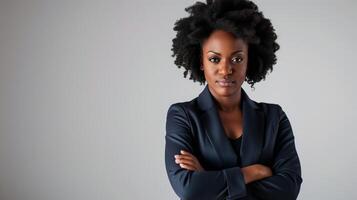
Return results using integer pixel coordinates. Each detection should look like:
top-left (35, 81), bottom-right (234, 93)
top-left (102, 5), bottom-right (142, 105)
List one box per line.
top-left (228, 135), bottom-right (243, 166)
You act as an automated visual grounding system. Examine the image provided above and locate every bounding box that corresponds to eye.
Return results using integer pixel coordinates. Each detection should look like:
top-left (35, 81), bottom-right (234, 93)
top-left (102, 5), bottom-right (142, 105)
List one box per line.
top-left (208, 57), bottom-right (220, 63)
top-left (232, 57), bottom-right (243, 64)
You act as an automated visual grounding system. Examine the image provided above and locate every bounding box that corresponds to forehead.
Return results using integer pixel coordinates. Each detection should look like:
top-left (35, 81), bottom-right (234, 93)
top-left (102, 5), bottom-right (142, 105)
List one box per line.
top-left (202, 30), bottom-right (247, 52)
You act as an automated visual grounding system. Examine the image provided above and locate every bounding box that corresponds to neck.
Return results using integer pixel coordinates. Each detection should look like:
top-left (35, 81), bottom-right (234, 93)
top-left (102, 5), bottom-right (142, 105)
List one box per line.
top-left (209, 86), bottom-right (242, 113)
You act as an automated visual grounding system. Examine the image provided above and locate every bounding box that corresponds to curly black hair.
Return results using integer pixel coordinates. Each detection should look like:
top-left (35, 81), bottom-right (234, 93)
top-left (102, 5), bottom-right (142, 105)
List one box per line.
top-left (171, 0), bottom-right (280, 88)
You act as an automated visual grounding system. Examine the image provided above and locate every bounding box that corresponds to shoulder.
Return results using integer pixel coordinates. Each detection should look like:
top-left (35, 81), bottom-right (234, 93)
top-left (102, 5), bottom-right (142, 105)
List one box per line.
top-left (257, 101), bottom-right (282, 114)
top-left (165, 100), bottom-right (201, 139)
top-left (250, 99), bottom-right (287, 121)
top-left (165, 98), bottom-right (196, 121)
top-left (165, 98), bottom-right (204, 130)
top-left (166, 97), bottom-right (201, 115)
top-left (167, 97), bottom-right (286, 116)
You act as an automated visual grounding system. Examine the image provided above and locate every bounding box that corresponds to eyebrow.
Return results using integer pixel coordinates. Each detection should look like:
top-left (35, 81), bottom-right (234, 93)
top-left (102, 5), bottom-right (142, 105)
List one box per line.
top-left (207, 50), bottom-right (244, 55)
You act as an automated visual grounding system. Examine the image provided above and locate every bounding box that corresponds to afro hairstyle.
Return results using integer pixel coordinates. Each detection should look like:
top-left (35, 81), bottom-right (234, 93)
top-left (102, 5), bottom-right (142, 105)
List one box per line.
top-left (171, 0), bottom-right (280, 88)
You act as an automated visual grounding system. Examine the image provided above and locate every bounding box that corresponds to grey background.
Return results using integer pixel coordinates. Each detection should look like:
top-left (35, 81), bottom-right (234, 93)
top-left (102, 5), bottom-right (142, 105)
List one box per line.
top-left (0, 0), bottom-right (356, 199)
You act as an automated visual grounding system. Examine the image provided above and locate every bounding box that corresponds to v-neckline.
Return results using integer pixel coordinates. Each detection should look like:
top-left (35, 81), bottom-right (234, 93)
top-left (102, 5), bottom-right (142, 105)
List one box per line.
top-left (228, 134), bottom-right (243, 141)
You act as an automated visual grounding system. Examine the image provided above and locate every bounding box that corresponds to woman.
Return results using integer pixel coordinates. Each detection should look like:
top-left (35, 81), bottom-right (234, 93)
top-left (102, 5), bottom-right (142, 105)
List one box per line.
top-left (165, 0), bottom-right (303, 199)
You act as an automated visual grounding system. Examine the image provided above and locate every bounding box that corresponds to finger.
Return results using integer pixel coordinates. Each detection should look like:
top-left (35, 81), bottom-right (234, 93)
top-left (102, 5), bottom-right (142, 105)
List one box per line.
top-left (176, 158), bottom-right (196, 166)
top-left (180, 150), bottom-right (193, 156)
top-left (178, 151), bottom-right (197, 160)
top-left (176, 158), bottom-right (204, 172)
top-left (179, 163), bottom-right (196, 171)
top-left (175, 155), bottom-right (195, 161)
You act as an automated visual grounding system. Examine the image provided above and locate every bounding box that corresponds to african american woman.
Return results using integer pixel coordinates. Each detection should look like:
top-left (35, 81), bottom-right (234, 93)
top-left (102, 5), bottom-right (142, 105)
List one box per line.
top-left (165, 0), bottom-right (303, 199)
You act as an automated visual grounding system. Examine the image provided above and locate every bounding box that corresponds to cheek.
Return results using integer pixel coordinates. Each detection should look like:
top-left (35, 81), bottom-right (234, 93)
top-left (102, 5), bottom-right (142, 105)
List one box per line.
top-left (203, 69), bottom-right (215, 79)
top-left (202, 69), bottom-right (217, 83)
top-left (234, 66), bottom-right (247, 82)
top-left (242, 61), bottom-right (248, 72)
top-left (235, 64), bottom-right (247, 74)
top-left (242, 65), bottom-right (248, 74)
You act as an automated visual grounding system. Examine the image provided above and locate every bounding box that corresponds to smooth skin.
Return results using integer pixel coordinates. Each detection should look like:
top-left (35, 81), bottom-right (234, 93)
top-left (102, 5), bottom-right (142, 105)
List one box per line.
top-left (174, 30), bottom-right (272, 184)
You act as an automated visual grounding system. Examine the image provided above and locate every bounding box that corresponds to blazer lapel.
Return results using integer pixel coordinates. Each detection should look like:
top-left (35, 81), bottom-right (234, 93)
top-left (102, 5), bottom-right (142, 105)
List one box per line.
top-left (240, 89), bottom-right (265, 167)
top-left (197, 85), bottom-right (264, 168)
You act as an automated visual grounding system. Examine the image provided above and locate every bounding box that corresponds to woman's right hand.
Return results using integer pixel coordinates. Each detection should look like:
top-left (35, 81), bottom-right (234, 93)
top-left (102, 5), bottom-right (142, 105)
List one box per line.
top-left (241, 164), bottom-right (272, 184)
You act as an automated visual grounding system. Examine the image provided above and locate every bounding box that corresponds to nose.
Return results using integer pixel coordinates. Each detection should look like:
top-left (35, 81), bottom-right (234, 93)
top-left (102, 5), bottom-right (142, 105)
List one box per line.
top-left (218, 60), bottom-right (233, 76)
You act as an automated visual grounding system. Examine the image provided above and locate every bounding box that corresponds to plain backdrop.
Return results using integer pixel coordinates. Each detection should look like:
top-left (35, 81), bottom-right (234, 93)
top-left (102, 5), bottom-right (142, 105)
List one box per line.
top-left (1, 0), bottom-right (356, 199)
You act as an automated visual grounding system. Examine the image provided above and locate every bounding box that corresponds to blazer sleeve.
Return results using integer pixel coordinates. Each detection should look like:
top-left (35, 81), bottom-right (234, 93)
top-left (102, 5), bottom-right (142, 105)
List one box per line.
top-left (165, 104), bottom-right (247, 200)
top-left (246, 106), bottom-right (303, 200)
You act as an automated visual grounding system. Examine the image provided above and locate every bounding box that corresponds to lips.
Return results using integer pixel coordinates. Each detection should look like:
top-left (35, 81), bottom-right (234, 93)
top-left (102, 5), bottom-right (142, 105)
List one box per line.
top-left (216, 80), bottom-right (236, 87)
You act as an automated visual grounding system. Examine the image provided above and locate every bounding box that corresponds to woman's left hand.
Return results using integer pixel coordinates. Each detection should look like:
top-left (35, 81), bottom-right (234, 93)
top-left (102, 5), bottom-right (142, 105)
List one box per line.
top-left (174, 150), bottom-right (205, 171)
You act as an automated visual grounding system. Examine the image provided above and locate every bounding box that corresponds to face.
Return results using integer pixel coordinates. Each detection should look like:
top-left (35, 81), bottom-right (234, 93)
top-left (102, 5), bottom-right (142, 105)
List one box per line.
top-left (201, 29), bottom-right (248, 98)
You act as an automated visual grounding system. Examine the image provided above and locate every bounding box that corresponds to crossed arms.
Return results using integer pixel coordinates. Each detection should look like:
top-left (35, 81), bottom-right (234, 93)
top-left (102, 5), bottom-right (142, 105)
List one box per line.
top-left (165, 104), bottom-right (303, 200)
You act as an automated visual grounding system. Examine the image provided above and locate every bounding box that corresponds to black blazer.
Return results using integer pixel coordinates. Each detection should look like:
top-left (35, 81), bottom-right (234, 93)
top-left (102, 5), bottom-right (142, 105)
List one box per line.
top-left (165, 85), bottom-right (302, 200)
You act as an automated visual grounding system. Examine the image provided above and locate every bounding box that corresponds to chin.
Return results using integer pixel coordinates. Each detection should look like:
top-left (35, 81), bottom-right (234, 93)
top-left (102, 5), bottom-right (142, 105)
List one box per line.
top-left (211, 83), bottom-right (241, 97)
top-left (218, 88), bottom-right (239, 96)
